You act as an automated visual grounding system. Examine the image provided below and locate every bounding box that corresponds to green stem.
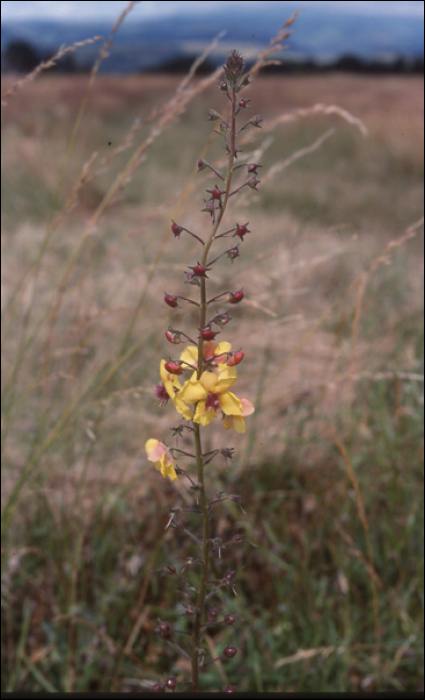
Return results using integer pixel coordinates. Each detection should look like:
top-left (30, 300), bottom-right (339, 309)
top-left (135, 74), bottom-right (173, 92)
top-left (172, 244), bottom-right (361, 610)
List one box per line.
top-left (190, 83), bottom-right (237, 692)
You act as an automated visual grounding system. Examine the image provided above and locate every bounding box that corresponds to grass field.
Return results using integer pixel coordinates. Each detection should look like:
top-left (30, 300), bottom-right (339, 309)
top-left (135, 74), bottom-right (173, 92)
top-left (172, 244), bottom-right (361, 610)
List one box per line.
top-left (1, 59), bottom-right (424, 693)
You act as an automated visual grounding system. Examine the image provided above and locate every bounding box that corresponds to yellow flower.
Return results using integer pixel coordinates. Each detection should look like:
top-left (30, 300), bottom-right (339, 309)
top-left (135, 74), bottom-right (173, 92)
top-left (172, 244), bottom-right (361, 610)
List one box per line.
top-left (179, 341), bottom-right (231, 369)
top-left (159, 359), bottom-right (192, 420)
top-left (177, 364), bottom-right (243, 426)
top-left (222, 397), bottom-right (255, 434)
top-left (145, 438), bottom-right (178, 481)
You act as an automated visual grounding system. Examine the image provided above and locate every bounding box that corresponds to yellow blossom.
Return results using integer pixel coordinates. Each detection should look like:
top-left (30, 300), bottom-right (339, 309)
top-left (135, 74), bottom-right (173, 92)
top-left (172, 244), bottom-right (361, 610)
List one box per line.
top-left (145, 438), bottom-right (178, 481)
top-left (159, 359), bottom-right (192, 420)
top-left (222, 397), bottom-right (255, 434)
top-left (177, 363), bottom-right (243, 426)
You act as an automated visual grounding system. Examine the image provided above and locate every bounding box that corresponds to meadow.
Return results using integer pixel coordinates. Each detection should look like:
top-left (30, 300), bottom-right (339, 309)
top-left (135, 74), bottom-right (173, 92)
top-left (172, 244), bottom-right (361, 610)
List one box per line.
top-left (1, 49), bottom-right (424, 692)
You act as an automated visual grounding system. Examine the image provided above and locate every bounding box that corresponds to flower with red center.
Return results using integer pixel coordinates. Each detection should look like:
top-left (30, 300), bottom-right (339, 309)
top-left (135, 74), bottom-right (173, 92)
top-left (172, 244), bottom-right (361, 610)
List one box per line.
top-left (145, 439), bottom-right (178, 481)
top-left (155, 381), bottom-right (169, 407)
top-left (177, 364), bottom-right (243, 427)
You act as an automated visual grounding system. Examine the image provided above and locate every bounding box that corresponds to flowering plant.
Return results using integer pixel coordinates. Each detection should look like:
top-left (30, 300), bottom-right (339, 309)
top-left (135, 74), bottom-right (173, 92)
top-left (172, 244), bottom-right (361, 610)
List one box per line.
top-left (145, 50), bottom-right (260, 693)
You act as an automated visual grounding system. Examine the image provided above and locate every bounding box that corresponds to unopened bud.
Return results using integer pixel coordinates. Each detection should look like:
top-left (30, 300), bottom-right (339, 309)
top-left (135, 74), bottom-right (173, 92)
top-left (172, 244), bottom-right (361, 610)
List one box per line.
top-left (228, 289), bottom-right (244, 304)
top-left (165, 328), bottom-right (182, 344)
top-left (208, 185), bottom-right (223, 200)
top-left (227, 350), bottom-right (244, 367)
top-left (164, 293), bottom-right (179, 308)
top-left (197, 158), bottom-right (207, 171)
top-left (234, 223), bottom-right (250, 240)
top-left (166, 677), bottom-right (177, 690)
top-left (199, 327), bottom-right (218, 341)
top-left (223, 645), bottom-right (237, 659)
top-left (239, 98), bottom-right (250, 109)
top-left (224, 613), bottom-right (236, 625)
top-left (190, 263), bottom-right (209, 277)
top-left (171, 220), bottom-right (183, 237)
top-left (164, 361), bottom-right (183, 375)
top-left (248, 162), bottom-right (262, 174)
top-left (219, 81), bottom-right (228, 92)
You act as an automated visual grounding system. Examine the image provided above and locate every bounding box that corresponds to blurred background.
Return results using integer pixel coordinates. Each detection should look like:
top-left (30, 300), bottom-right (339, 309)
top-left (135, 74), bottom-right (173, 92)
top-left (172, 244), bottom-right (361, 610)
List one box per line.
top-left (1, 0), bottom-right (424, 694)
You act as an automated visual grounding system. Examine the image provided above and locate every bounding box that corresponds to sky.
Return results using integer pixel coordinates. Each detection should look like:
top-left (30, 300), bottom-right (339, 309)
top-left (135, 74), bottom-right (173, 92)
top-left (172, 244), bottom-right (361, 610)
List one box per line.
top-left (2, 0), bottom-right (424, 22)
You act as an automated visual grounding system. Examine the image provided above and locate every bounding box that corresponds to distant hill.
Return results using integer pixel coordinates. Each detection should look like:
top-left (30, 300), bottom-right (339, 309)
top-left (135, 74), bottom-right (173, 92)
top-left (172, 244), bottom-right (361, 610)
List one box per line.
top-left (1, 5), bottom-right (424, 74)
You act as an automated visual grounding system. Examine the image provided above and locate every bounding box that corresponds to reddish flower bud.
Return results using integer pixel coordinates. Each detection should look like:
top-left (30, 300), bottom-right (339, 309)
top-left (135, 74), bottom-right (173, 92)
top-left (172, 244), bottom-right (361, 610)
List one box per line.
top-left (219, 81), bottom-right (228, 92)
top-left (224, 613), bottom-right (236, 625)
top-left (234, 222), bottom-right (250, 240)
top-left (223, 645), bottom-right (237, 658)
top-left (228, 289), bottom-right (244, 304)
top-left (152, 683), bottom-right (165, 692)
top-left (166, 564), bottom-right (177, 575)
top-left (239, 98), bottom-right (250, 109)
top-left (171, 220), bottom-right (183, 237)
top-left (164, 293), bottom-right (179, 308)
top-left (165, 328), bottom-right (182, 344)
top-left (199, 327), bottom-right (218, 341)
top-left (197, 158), bottom-right (207, 171)
top-left (164, 361), bottom-right (183, 375)
top-left (166, 677), bottom-right (177, 690)
top-left (227, 350), bottom-right (244, 367)
top-left (190, 263), bottom-right (209, 277)
top-left (208, 185), bottom-right (223, 200)
top-left (248, 162), bottom-right (262, 174)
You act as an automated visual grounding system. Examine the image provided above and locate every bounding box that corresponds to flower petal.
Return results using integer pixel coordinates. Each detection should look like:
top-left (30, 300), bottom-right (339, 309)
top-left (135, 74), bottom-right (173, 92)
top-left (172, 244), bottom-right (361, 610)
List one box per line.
top-left (219, 391), bottom-right (243, 415)
top-left (178, 373), bottom-right (208, 403)
top-left (223, 414), bottom-right (246, 433)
